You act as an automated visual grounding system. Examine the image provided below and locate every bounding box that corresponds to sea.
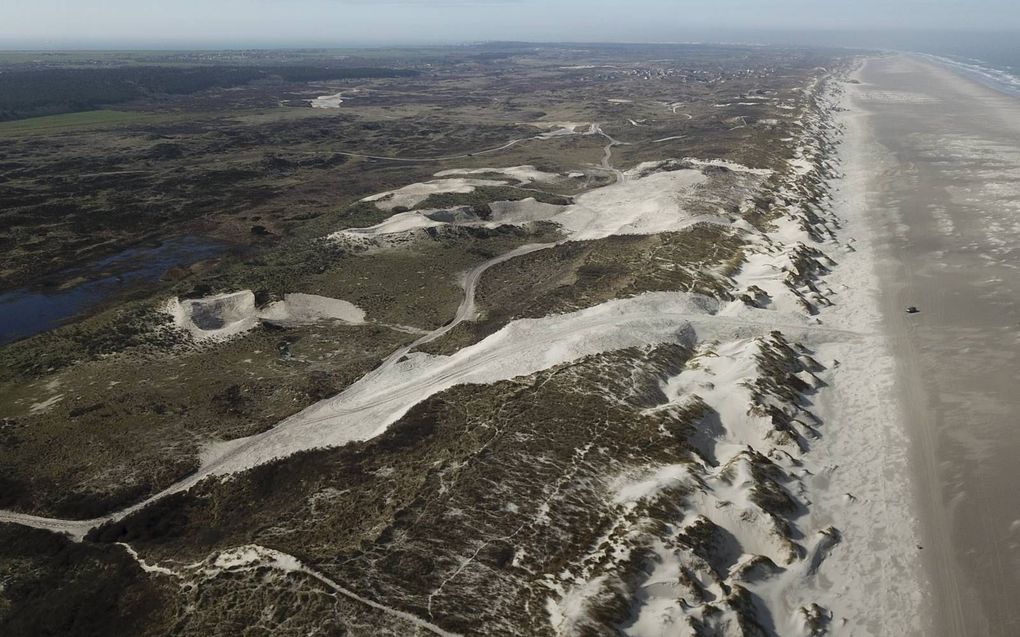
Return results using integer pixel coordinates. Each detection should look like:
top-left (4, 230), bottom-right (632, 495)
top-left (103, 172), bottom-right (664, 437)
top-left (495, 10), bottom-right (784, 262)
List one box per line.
top-left (853, 31), bottom-right (1020, 97)
top-left (921, 55), bottom-right (1020, 97)
top-left (731, 29), bottom-right (1020, 98)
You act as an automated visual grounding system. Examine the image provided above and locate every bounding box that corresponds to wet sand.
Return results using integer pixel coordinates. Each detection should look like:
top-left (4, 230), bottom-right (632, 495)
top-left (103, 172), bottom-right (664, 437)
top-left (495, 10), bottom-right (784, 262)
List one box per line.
top-left (852, 55), bottom-right (1020, 636)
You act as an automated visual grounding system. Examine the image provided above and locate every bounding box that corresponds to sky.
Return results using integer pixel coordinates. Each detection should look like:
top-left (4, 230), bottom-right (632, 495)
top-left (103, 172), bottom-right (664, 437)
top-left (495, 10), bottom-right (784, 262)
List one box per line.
top-left (1, 0), bottom-right (1019, 49)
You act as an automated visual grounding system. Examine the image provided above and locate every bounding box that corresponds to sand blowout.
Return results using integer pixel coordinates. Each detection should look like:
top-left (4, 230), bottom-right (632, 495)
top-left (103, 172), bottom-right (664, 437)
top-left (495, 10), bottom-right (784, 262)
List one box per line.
top-left (166, 290), bottom-right (366, 341)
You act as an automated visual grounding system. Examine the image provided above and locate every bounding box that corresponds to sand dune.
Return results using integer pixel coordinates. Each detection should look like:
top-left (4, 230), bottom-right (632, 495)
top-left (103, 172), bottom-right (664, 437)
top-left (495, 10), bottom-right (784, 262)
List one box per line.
top-left (167, 290), bottom-right (366, 341)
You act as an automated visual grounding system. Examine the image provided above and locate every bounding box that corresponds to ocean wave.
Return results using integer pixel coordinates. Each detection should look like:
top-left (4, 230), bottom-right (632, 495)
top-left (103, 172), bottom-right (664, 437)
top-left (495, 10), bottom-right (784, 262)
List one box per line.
top-left (918, 53), bottom-right (1020, 97)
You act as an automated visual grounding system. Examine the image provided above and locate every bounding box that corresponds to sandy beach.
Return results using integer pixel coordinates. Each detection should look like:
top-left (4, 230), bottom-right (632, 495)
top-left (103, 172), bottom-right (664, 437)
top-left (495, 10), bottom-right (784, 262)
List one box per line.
top-left (850, 55), bottom-right (1020, 636)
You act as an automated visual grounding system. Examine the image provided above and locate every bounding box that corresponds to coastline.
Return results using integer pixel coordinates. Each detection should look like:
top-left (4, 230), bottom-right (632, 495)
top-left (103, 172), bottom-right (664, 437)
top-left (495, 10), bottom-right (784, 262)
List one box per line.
top-left (798, 62), bottom-right (931, 634)
top-left (915, 52), bottom-right (1020, 98)
top-left (850, 54), bottom-right (1020, 636)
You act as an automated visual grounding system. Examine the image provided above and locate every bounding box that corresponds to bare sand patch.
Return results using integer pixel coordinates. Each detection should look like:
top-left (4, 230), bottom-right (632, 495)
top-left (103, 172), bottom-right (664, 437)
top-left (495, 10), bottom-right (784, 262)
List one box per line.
top-left (167, 290), bottom-right (366, 341)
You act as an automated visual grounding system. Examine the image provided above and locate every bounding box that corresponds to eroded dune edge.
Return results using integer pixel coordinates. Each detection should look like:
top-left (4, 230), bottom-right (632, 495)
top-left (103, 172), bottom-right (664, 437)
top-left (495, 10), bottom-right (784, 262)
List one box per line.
top-left (0, 64), bottom-right (925, 636)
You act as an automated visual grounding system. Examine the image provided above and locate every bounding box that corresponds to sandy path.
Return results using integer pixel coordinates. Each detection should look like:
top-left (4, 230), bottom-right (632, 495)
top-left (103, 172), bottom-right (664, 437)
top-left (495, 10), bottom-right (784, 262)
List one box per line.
top-left (594, 123), bottom-right (626, 182)
top-left (372, 241), bottom-right (556, 374)
top-left (853, 55), bottom-right (1020, 636)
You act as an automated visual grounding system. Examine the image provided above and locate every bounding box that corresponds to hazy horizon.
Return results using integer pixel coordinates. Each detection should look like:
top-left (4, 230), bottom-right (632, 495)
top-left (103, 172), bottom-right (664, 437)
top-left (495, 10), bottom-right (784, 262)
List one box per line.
top-left (2, 0), bottom-right (1019, 51)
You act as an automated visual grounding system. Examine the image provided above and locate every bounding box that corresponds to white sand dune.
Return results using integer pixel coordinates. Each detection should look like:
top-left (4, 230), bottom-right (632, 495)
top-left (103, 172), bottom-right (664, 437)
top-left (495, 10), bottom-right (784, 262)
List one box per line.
top-left (310, 92), bottom-right (344, 108)
top-left (556, 162), bottom-right (708, 239)
top-left (198, 291), bottom-right (723, 474)
top-left (363, 177), bottom-right (509, 211)
top-left (333, 159), bottom-right (765, 246)
top-left (362, 165), bottom-right (564, 212)
top-left (434, 165), bottom-right (562, 183)
top-left (334, 198), bottom-right (568, 243)
top-left (487, 198), bottom-right (566, 223)
top-left (167, 290), bottom-right (365, 341)
top-left (259, 293), bottom-right (366, 325)
top-left (524, 121), bottom-right (596, 139)
top-left (166, 290), bottom-right (261, 341)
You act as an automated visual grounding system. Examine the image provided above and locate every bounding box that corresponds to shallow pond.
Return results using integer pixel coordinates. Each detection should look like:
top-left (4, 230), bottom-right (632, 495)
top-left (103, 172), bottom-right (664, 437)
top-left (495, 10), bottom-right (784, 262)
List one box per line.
top-left (0, 236), bottom-right (225, 345)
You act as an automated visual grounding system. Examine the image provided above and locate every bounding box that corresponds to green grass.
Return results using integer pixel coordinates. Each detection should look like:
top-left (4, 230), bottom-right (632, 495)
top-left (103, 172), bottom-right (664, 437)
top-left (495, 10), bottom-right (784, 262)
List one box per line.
top-left (0, 110), bottom-right (160, 136)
